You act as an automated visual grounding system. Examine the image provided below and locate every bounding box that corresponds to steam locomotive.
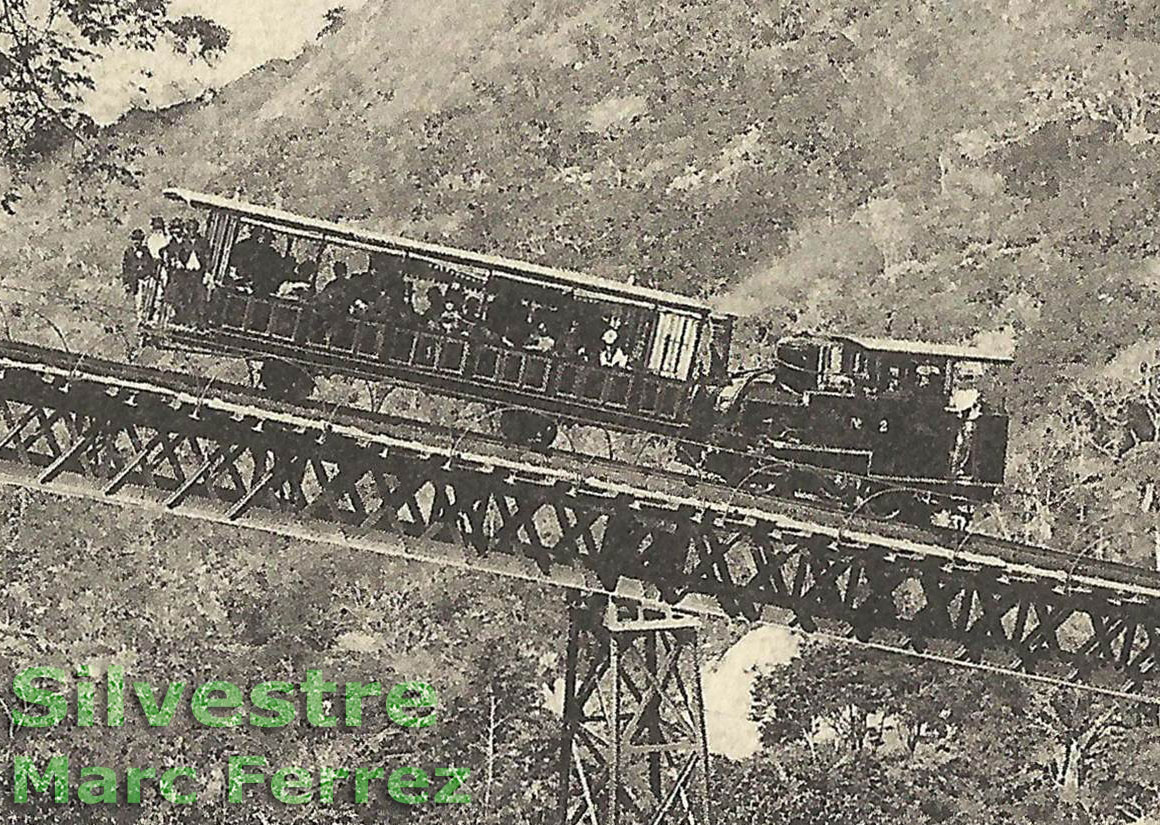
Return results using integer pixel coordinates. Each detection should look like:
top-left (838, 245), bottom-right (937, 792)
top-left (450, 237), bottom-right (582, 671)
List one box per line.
top-left (138, 188), bottom-right (1012, 525)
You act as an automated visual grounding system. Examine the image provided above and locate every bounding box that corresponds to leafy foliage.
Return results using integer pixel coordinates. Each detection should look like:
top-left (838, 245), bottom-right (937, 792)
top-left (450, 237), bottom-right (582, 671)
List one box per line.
top-left (0, 0), bottom-right (227, 193)
top-left (319, 7), bottom-right (347, 40)
top-left (8, 0), bottom-right (1160, 821)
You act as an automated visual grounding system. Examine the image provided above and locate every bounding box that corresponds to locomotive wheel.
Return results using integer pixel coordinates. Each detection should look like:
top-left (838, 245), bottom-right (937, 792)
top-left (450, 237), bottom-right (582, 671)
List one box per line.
top-left (260, 359), bottom-right (316, 403)
top-left (897, 496), bottom-right (936, 526)
top-left (862, 491), bottom-right (904, 521)
top-left (499, 410), bottom-right (558, 450)
top-left (534, 420), bottom-right (559, 449)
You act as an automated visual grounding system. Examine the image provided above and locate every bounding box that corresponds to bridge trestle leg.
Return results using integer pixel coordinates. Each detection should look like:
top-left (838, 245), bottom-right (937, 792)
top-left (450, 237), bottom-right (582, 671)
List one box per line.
top-left (557, 593), bottom-right (711, 825)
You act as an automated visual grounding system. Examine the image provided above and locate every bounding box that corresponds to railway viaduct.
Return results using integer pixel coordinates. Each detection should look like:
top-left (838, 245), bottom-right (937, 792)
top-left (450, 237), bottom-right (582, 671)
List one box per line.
top-left (2, 340), bottom-right (1159, 824)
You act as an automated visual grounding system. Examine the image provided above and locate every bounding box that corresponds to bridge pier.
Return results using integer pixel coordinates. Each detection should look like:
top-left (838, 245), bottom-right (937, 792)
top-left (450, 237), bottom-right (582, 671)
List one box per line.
top-left (557, 593), bottom-right (711, 825)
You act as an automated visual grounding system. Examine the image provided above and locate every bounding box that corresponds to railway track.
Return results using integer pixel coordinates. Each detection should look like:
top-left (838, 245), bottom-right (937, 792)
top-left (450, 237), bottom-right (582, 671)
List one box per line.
top-left (0, 336), bottom-right (1155, 601)
top-left (6, 335), bottom-right (1160, 700)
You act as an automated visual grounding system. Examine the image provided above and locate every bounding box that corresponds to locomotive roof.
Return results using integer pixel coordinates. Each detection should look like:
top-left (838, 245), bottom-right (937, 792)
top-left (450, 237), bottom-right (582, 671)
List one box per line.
top-left (164, 188), bottom-right (717, 315)
top-left (834, 334), bottom-right (1015, 364)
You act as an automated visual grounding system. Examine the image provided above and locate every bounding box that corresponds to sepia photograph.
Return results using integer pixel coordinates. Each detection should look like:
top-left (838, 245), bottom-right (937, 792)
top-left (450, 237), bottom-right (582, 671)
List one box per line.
top-left (3, 1), bottom-right (1160, 823)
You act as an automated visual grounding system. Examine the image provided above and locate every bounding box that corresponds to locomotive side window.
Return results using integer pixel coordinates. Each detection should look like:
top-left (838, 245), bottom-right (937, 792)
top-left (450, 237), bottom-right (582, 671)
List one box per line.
top-left (952, 360), bottom-right (985, 388)
top-left (850, 349), bottom-right (868, 378)
top-left (825, 344), bottom-right (843, 375)
top-left (816, 343), bottom-right (854, 392)
top-left (915, 363), bottom-right (942, 388)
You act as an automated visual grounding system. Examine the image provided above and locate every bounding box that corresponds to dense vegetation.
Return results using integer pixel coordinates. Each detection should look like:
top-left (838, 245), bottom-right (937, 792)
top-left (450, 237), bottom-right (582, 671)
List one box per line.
top-left (5, 0), bottom-right (1160, 821)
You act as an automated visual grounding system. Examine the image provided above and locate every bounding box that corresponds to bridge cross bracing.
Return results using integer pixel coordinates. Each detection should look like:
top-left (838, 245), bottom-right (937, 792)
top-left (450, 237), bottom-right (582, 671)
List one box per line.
top-left (1, 342), bottom-right (1159, 695)
top-left (2, 341), bottom-right (1160, 822)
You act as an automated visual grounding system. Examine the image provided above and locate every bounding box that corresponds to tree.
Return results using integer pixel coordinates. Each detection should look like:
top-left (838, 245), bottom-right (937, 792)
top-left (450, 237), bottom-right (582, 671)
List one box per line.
top-left (441, 639), bottom-right (558, 823)
top-left (319, 6), bottom-right (347, 39)
top-left (0, 0), bottom-right (228, 200)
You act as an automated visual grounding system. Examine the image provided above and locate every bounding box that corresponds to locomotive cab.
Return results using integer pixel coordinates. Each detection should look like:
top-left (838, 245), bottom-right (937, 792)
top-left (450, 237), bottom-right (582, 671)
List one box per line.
top-left (774, 336), bottom-right (865, 395)
top-left (707, 332), bottom-right (1013, 518)
top-left (817, 334), bottom-right (1014, 486)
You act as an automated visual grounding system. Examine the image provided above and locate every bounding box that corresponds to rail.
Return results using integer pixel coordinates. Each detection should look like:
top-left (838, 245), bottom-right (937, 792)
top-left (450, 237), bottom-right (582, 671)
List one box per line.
top-left (1, 338), bottom-right (1159, 697)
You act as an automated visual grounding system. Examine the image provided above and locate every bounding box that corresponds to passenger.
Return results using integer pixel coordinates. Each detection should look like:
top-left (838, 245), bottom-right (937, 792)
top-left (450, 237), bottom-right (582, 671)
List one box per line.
top-left (448, 281), bottom-right (465, 306)
top-left (542, 301), bottom-right (567, 343)
top-left (277, 266), bottom-right (314, 301)
top-left (228, 226), bottom-right (260, 291)
top-left (123, 228), bottom-right (159, 324)
top-left (472, 294), bottom-right (500, 342)
top-left (380, 277), bottom-right (414, 321)
top-left (183, 219), bottom-right (208, 269)
top-left (485, 291), bottom-right (518, 340)
top-left (264, 241), bottom-right (299, 298)
top-left (180, 218), bottom-right (213, 323)
top-left (462, 294), bottom-right (483, 324)
top-left (317, 261), bottom-right (349, 300)
top-left (368, 279), bottom-right (413, 324)
top-left (137, 219), bottom-right (170, 323)
top-left (345, 268), bottom-right (377, 315)
top-left (273, 259), bottom-right (316, 305)
top-left (575, 315), bottom-right (604, 361)
top-left (599, 328), bottom-right (629, 369)
top-left (310, 261), bottom-right (353, 345)
top-left (555, 306), bottom-right (581, 357)
top-left (163, 221), bottom-right (202, 325)
top-left (367, 253), bottom-right (412, 319)
top-left (422, 286), bottom-right (445, 328)
top-left (276, 252), bottom-right (299, 290)
top-left (438, 294), bottom-right (463, 334)
top-left (146, 217), bottom-right (169, 261)
top-left (304, 259), bottom-right (325, 289)
top-left (121, 229), bottom-right (151, 295)
top-left (316, 262), bottom-right (353, 315)
top-left (503, 300), bottom-right (536, 348)
top-left (171, 220), bottom-right (206, 273)
top-left (230, 226), bottom-right (281, 295)
top-left (526, 321), bottom-right (556, 353)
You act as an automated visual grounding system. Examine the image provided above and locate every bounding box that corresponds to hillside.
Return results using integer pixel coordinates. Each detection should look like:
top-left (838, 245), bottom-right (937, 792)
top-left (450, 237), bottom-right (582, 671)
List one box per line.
top-left (6, 0), bottom-right (1159, 557)
top-left (5, 0), bottom-right (1160, 821)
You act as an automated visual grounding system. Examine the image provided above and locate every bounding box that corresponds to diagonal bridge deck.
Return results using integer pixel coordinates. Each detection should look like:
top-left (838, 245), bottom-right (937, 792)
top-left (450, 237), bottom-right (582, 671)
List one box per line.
top-left (1, 338), bottom-right (1158, 698)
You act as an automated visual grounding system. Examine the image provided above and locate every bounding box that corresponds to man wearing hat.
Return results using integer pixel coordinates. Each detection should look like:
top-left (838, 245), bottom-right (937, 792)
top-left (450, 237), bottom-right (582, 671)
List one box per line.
top-left (121, 228), bottom-right (156, 324)
top-left (163, 219), bottom-right (204, 325)
top-left (135, 216), bottom-right (170, 324)
top-left (146, 216), bottom-right (169, 260)
top-left (121, 229), bottom-right (150, 294)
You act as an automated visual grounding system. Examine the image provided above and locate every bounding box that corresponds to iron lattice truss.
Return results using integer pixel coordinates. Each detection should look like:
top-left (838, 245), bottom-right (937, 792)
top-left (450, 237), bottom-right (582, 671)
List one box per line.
top-left (1, 348), bottom-right (1160, 699)
top-left (557, 596), bottom-right (710, 825)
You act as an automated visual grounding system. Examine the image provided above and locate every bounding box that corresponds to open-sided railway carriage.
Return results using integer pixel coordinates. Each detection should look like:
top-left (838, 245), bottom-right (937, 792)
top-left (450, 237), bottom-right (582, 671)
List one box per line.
top-left (140, 188), bottom-right (1012, 525)
top-left (145, 189), bottom-right (731, 448)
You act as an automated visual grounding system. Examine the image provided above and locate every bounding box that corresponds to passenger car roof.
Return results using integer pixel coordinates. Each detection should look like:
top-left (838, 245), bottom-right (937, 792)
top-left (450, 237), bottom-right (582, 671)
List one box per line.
top-left (164, 188), bottom-right (717, 315)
